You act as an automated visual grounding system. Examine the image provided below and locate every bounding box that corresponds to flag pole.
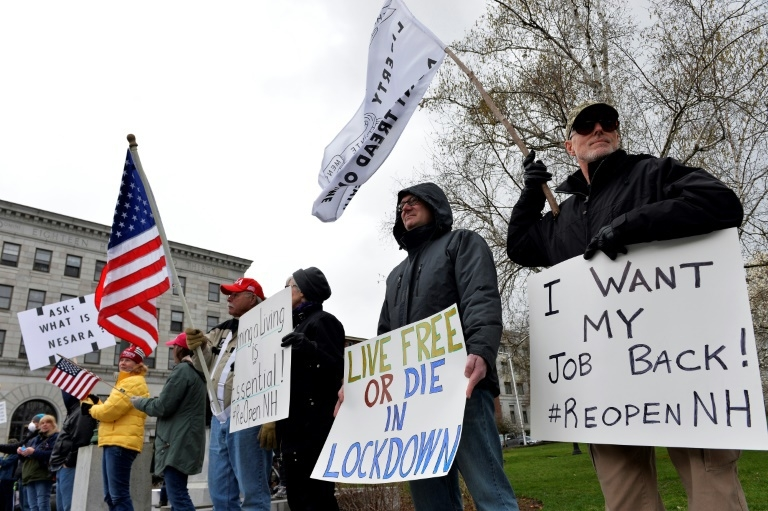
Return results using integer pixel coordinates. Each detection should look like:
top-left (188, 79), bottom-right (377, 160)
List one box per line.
top-left (444, 48), bottom-right (560, 218)
top-left (126, 134), bottom-right (223, 416)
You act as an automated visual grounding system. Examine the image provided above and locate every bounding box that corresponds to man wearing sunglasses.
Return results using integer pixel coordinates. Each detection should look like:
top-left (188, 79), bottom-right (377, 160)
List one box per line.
top-left (506, 102), bottom-right (746, 510)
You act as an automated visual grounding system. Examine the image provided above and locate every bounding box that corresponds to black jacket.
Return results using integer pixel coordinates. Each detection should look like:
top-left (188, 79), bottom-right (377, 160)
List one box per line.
top-left (379, 182), bottom-right (502, 396)
top-left (50, 391), bottom-right (97, 470)
top-left (277, 302), bottom-right (345, 452)
top-left (507, 150), bottom-right (744, 266)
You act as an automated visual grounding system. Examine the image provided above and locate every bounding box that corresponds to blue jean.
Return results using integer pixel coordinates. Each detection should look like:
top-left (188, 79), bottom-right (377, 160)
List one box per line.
top-left (23, 479), bottom-right (52, 511)
top-left (55, 466), bottom-right (76, 511)
top-left (102, 445), bottom-right (138, 511)
top-left (209, 418), bottom-right (272, 511)
top-left (409, 387), bottom-right (519, 511)
top-left (162, 466), bottom-right (194, 511)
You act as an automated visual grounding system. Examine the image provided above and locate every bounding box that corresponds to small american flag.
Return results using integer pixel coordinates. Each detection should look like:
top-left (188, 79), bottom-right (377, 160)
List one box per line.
top-left (95, 149), bottom-right (171, 355)
top-left (46, 357), bottom-right (101, 400)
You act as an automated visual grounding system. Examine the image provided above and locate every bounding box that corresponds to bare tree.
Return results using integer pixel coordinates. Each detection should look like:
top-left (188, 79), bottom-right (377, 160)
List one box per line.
top-left (417, 0), bottom-right (768, 326)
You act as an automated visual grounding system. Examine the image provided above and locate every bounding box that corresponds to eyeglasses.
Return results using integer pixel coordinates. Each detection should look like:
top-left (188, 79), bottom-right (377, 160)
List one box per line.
top-left (396, 197), bottom-right (422, 214)
top-left (571, 118), bottom-right (619, 137)
top-left (228, 291), bottom-right (251, 300)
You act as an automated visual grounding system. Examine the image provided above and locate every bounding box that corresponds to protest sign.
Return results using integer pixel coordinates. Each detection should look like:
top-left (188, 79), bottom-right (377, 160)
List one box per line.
top-left (312, 304), bottom-right (467, 483)
top-left (17, 294), bottom-right (116, 370)
top-left (229, 287), bottom-right (292, 433)
top-left (529, 228), bottom-right (768, 449)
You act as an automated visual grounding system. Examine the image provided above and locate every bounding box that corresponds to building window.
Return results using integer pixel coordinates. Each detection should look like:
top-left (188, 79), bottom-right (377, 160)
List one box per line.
top-left (94, 260), bottom-right (106, 281)
top-left (144, 352), bottom-right (156, 369)
top-left (168, 348), bottom-right (177, 370)
top-left (170, 311), bottom-right (184, 332)
top-left (0, 330), bottom-right (5, 357)
top-left (516, 383), bottom-right (524, 395)
top-left (207, 316), bottom-right (219, 332)
top-left (522, 411), bottom-right (529, 424)
top-left (18, 340), bottom-right (27, 360)
top-left (0, 285), bottom-right (12, 310)
top-left (83, 351), bottom-right (101, 364)
top-left (509, 409), bottom-right (516, 423)
top-left (1, 243), bottom-right (20, 267)
top-left (173, 276), bottom-right (186, 296)
top-left (504, 382), bottom-right (512, 394)
top-left (64, 255), bottom-right (82, 278)
top-left (113, 340), bottom-right (129, 365)
top-left (60, 294), bottom-right (77, 302)
top-left (208, 282), bottom-right (220, 302)
top-left (26, 289), bottom-right (46, 310)
top-left (33, 249), bottom-right (52, 272)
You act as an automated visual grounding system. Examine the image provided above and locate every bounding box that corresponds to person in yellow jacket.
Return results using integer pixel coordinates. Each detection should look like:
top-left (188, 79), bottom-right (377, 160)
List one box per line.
top-left (82, 345), bottom-right (149, 511)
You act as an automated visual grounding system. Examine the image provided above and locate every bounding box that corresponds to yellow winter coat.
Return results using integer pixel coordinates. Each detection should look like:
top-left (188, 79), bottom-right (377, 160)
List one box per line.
top-left (90, 366), bottom-right (149, 452)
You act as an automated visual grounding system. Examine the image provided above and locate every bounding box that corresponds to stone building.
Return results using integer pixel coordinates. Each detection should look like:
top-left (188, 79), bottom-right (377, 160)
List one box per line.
top-left (0, 198), bottom-right (252, 441)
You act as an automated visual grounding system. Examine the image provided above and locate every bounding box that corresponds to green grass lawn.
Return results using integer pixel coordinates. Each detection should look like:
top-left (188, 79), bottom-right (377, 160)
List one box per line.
top-left (503, 443), bottom-right (768, 510)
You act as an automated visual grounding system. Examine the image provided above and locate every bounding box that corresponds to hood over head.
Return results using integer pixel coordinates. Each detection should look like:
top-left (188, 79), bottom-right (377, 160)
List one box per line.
top-left (393, 182), bottom-right (453, 245)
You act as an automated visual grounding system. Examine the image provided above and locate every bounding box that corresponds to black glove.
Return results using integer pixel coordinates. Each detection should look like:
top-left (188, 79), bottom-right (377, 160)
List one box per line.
top-left (281, 332), bottom-right (316, 353)
top-left (81, 401), bottom-right (93, 417)
top-left (584, 225), bottom-right (628, 260)
top-left (88, 394), bottom-right (100, 405)
top-left (522, 150), bottom-right (552, 187)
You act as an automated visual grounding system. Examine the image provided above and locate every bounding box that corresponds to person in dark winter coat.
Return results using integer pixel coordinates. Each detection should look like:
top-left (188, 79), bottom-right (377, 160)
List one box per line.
top-left (18, 415), bottom-right (59, 511)
top-left (367, 183), bottom-right (519, 510)
top-left (0, 414), bottom-right (43, 511)
top-left (0, 439), bottom-right (18, 511)
top-left (506, 101), bottom-right (746, 511)
top-left (131, 332), bottom-right (207, 511)
top-left (50, 390), bottom-right (98, 511)
top-left (260, 267), bottom-right (344, 511)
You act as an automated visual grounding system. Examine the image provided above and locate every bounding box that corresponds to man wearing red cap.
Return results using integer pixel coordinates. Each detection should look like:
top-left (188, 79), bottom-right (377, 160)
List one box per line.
top-left (185, 277), bottom-right (272, 511)
top-left (507, 101), bottom-right (746, 510)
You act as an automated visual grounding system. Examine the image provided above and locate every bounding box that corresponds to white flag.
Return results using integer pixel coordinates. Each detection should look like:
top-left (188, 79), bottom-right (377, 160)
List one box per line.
top-left (312, 0), bottom-right (445, 222)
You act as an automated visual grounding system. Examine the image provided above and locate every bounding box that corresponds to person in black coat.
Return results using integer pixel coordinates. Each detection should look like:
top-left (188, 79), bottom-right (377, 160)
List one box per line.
top-left (50, 390), bottom-right (98, 511)
top-left (260, 267), bottom-right (344, 511)
top-left (506, 101), bottom-right (746, 511)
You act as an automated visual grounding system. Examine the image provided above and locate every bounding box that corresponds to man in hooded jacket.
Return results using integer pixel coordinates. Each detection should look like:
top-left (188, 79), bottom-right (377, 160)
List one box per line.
top-left (378, 182), bottom-right (520, 510)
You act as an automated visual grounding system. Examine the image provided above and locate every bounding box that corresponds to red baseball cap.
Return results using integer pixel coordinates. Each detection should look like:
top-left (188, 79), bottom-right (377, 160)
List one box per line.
top-left (120, 345), bottom-right (145, 363)
top-left (220, 277), bottom-right (265, 300)
top-left (165, 332), bottom-right (188, 349)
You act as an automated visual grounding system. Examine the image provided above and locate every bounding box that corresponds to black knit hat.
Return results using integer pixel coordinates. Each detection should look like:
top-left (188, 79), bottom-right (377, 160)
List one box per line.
top-left (292, 267), bottom-right (332, 303)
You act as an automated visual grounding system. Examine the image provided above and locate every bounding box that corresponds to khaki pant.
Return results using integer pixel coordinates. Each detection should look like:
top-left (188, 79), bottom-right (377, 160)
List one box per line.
top-left (589, 444), bottom-right (748, 511)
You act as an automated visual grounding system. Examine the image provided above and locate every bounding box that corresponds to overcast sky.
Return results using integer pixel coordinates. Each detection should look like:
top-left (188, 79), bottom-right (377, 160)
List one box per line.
top-left (0, 0), bottom-right (487, 339)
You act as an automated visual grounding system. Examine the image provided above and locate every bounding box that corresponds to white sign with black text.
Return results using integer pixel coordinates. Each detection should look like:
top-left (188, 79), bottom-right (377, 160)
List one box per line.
top-left (529, 228), bottom-right (768, 449)
top-left (17, 294), bottom-right (116, 370)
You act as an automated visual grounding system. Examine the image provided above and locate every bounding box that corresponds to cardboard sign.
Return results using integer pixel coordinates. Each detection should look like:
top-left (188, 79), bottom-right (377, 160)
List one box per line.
top-left (229, 287), bottom-right (292, 432)
top-left (529, 228), bottom-right (768, 449)
top-left (312, 304), bottom-right (467, 483)
top-left (17, 294), bottom-right (116, 370)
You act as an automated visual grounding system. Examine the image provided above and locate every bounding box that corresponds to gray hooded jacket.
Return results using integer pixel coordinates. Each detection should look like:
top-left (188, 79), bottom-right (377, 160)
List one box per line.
top-left (378, 183), bottom-right (501, 395)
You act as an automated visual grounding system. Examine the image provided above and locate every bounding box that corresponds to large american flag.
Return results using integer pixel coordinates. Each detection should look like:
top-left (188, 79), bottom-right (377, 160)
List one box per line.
top-left (46, 356), bottom-right (101, 400)
top-left (95, 149), bottom-right (170, 355)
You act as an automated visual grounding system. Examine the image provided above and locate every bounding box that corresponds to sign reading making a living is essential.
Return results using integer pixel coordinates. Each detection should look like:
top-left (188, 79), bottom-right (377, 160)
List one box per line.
top-left (17, 294), bottom-right (116, 370)
top-left (529, 228), bottom-right (768, 450)
top-left (229, 287), bottom-right (292, 433)
top-left (312, 304), bottom-right (467, 484)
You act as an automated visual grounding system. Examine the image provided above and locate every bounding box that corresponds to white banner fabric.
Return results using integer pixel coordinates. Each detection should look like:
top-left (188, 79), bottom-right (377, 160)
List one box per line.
top-left (529, 228), bottom-right (768, 449)
top-left (312, 0), bottom-right (445, 222)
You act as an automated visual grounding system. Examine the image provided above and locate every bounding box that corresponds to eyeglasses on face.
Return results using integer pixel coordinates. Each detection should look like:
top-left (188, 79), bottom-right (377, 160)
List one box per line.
top-left (396, 196), bottom-right (422, 214)
top-left (572, 118), bottom-right (620, 137)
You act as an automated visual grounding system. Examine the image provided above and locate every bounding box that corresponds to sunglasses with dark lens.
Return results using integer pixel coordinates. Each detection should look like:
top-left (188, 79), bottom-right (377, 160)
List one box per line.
top-left (572, 118), bottom-right (620, 136)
